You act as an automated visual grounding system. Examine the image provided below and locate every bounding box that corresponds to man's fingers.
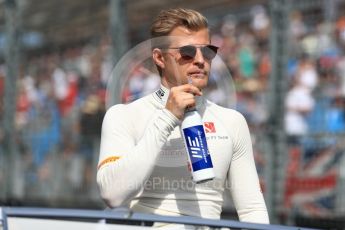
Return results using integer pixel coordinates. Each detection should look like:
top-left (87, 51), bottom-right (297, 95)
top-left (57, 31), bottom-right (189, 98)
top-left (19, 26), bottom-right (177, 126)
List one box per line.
top-left (172, 94), bottom-right (195, 107)
top-left (183, 97), bottom-right (196, 108)
top-left (186, 84), bottom-right (203, 96)
top-left (165, 84), bottom-right (202, 120)
top-left (173, 84), bottom-right (202, 96)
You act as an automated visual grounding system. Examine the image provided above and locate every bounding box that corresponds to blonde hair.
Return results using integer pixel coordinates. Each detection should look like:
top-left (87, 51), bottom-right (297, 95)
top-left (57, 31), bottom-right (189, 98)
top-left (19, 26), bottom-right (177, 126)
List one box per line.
top-left (151, 8), bottom-right (209, 75)
top-left (151, 8), bottom-right (208, 41)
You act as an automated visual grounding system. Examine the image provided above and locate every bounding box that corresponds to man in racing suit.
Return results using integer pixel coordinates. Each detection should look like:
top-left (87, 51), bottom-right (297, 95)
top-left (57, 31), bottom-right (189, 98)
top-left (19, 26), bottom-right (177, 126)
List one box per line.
top-left (97, 8), bottom-right (269, 226)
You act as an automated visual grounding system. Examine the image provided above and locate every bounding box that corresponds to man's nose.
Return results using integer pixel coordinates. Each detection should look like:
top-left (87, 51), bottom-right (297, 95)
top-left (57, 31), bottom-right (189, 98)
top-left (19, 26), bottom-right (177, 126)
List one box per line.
top-left (193, 48), bottom-right (205, 65)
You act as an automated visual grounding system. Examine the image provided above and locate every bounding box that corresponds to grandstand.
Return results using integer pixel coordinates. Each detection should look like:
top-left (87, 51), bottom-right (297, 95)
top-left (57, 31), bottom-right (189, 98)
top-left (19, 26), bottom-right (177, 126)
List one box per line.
top-left (1, 0), bottom-right (345, 229)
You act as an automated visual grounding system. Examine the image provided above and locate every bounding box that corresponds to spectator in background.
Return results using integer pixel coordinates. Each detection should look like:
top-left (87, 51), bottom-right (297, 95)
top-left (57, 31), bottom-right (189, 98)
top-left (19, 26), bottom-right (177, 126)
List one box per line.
top-left (315, 22), bottom-right (335, 57)
top-left (238, 32), bottom-right (256, 79)
top-left (60, 137), bottom-right (84, 195)
top-left (250, 5), bottom-right (270, 42)
top-left (257, 49), bottom-right (271, 85)
top-left (16, 80), bottom-right (30, 130)
top-left (326, 96), bottom-right (345, 133)
top-left (336, 16), bottom-right (345, 50)
top-left (289, 11), bottom-right (306, 57)
top-left (79, 94), bottom-right (105, 193)
top-left (25, 71), bottom-right (61, 168)
top-left (52, 66), bottom-right (69, 111)
top-left (142, 71), bottom-right (160, 96)
top-left (128, 67), bottom-right (145, 101)
top-left (285, 78), bottom-right (315, 145)
top-left (236, 79), bottom-right (267, 129)
top-left (295, 54), bottom-right (318, 91)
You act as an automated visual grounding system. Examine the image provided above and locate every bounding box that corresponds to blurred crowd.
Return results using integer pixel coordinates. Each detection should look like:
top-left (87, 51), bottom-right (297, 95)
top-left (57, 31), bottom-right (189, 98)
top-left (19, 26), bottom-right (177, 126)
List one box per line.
top-left (0, 38), bottom-right (112, 201)
top-left (285, 11), bottom-right (345, 140)
top-left (0, 4), bottom-right (345, 208)
top-left (212, 6), bottom-right (345, 137)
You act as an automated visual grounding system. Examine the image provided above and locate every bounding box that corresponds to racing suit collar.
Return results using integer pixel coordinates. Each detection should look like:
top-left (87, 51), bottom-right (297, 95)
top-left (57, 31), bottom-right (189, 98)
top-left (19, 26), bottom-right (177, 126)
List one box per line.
top-left (153, 84), bottom-right (170, 106)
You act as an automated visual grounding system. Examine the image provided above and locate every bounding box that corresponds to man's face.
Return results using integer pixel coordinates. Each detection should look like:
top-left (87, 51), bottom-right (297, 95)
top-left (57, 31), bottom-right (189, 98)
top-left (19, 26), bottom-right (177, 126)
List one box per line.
top-left (160, 26), bottom-right (213, 90)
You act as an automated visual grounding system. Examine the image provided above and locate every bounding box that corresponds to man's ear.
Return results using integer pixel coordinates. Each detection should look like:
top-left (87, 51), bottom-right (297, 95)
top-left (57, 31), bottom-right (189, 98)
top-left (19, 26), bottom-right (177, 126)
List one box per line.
top-left (152, 48), bottom-right (165, 69)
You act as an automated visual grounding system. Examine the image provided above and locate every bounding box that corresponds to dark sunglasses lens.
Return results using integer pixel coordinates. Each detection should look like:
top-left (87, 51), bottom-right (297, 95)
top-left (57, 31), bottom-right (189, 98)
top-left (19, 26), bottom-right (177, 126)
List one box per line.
top-left (202, 45), bottom-right (218, 60)
top-left (179, 46), bottom-right (196, 60)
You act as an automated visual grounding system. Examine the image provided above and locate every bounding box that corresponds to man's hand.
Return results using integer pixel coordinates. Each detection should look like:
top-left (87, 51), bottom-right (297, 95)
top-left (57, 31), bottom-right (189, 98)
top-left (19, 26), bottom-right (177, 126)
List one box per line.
top-left (165, 84), bottom-right (202, 120)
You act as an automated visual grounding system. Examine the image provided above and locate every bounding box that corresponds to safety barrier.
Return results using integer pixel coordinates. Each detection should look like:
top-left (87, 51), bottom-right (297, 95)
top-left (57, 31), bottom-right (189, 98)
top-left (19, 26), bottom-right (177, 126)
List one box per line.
top-left (0, 207), bottom-right (319, 230)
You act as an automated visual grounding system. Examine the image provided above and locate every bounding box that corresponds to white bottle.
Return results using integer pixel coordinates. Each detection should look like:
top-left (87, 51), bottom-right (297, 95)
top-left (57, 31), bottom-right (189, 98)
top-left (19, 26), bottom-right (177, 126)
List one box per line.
top-left (181, 108), bottom-right (215, 183)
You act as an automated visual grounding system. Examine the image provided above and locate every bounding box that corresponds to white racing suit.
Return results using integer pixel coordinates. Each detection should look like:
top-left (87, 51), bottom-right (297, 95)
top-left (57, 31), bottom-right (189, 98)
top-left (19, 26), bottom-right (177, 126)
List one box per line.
top-left (97, 85), bottom-right (269, 228)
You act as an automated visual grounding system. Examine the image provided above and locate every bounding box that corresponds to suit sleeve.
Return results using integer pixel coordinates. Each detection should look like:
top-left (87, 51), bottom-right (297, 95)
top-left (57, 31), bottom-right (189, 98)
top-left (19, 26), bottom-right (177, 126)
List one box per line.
top-left (227, 111), bottom-right (269, 224)
top-left (97, 104), bottom-right (179, 208)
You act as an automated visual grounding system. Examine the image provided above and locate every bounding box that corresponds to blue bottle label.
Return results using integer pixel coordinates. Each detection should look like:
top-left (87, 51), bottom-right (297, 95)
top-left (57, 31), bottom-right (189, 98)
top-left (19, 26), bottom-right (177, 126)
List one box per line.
top-left (182, 125), bottom-right (213, 172)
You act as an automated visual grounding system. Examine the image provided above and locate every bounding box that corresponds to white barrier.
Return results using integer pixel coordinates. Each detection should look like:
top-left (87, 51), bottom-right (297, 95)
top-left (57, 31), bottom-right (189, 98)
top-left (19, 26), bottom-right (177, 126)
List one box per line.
top-left (0, 207), bottom-right (319, 230)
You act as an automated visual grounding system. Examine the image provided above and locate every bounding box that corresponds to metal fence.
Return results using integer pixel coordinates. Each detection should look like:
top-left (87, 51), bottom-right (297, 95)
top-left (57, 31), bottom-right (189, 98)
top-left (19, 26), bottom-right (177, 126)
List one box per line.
top-left (0, 207), bottom-right (317, 230)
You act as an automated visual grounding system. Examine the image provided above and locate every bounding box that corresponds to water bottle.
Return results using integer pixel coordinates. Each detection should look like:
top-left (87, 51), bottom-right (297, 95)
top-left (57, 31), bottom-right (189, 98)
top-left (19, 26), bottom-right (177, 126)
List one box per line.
top-left (181, 108), bottom-right (215, 183)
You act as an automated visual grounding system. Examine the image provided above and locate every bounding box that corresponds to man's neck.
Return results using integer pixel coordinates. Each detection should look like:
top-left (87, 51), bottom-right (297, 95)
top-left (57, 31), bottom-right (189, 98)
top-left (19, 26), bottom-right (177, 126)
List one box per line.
top-left (160, 77), bottom-right (176, 90)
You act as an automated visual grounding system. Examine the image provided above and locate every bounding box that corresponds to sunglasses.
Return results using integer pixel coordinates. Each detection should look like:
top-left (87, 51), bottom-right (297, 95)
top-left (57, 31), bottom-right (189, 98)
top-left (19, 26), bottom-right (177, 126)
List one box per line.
top-left (164, 45), bottom-right (219, 61)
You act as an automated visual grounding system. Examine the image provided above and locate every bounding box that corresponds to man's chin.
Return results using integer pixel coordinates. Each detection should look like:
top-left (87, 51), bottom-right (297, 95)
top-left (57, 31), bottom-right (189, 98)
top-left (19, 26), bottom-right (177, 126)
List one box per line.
top-left (195, 83), bottom-right (208, 91)
top-left (190, 78), bottom-right (208, 90)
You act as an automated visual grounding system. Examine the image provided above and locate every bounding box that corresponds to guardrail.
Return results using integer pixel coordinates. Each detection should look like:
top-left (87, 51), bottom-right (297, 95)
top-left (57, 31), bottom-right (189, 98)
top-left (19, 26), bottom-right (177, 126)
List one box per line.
top-left (0, 207), bottom-right (319, 230)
